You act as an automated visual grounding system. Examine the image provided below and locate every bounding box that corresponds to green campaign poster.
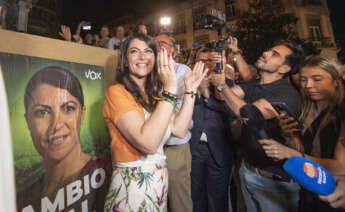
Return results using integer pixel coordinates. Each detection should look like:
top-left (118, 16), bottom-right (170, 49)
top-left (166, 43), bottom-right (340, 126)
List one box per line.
top-left (0, 52), bottom-right (112, 212)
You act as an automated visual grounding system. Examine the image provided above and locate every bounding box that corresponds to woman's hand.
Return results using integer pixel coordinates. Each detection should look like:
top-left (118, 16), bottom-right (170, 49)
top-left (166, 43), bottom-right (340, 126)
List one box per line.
top-left (58, 25), bottom-right (72, 41)
top-left (278, 113), bottom-right (300, 137)
top-left (157, 47), bottom-right (177, 94)
top-left (258, 139), bottom-right (295, 160)
top-left (185, 61), bottom-right (208, 93)
top-left (319, 176), bottom-right (345, 209)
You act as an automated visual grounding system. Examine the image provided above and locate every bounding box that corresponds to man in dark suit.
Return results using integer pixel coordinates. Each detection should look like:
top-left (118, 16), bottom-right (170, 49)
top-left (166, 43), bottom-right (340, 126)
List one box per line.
top-left (190, 47), bottom-right (233, 212)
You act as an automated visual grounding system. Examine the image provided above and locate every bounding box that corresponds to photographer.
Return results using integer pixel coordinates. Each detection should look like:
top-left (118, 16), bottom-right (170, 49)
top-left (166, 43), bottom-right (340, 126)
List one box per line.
top-left (211, 41), bottom-right (304, 212)
top-left (190, 47), bottom-right (233, 212)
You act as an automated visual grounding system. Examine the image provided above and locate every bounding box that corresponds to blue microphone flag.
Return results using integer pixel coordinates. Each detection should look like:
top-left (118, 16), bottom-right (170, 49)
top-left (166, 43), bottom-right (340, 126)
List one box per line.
top-left (283, 156), bottom-right (336, 195)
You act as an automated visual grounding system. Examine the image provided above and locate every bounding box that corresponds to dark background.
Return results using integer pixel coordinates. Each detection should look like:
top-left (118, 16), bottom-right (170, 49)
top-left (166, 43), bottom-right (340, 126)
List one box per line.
top-left (61, 0), bottom-right (184, 33)
top-left (61, 0), bottom-right (345, 49)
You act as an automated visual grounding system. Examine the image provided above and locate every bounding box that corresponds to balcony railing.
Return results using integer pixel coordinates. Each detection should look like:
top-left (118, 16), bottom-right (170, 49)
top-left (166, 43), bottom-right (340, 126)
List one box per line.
top-left (302, 0), bottom-right (323, 6)
top-left (310, 37), bottom-right (335, 48)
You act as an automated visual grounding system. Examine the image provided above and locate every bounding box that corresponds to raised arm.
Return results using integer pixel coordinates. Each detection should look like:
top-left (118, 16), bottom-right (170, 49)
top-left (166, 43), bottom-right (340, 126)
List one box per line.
top-left (75, 21), bottom-right (85, 37)
top-left (170, 61), bottom-right (207, 138)
top-left (227, 36), bottom-right (255, 81)
top-left (211, 70), bottom-right (277, 120)
top-left (58, 25), bottom-right (72, 41)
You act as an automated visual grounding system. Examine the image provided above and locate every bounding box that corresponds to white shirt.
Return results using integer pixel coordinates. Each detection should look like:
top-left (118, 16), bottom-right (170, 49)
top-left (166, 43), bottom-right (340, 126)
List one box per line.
top-left (107, 37), bottom-right (126, 50)
top-left (166, 60), bottom-right (193, 146)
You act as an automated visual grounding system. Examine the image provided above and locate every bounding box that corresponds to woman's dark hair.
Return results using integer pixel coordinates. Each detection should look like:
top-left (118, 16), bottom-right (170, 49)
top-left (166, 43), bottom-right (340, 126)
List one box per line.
top-left (24, 66), bottom-right (84, 111)
top-left (116, 33), bottom-right (162, 111)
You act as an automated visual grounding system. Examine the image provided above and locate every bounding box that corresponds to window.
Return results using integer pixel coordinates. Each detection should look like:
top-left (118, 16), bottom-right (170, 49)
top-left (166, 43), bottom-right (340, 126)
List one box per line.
top-left (303, 0), bottom-right (322, 5)
top-left (49, 0), bottom-right (56, 10)
top-left (262, 0), bottom-right (282, 7)
top-left (225, 0), bottom-right (236, 20)
top-left (177, 39), bottom-right (187, 49)
top-left (174, 14), bottom-right (186, 34)
top-left (307, 16), bottom-right (322, 41)
top-left (194, 34), bottom-right (209, 46)
top-left (193, 6), bottom-right (207, 29)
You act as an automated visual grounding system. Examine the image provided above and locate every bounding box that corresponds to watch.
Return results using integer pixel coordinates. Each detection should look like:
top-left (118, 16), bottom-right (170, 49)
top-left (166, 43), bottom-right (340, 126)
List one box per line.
top-left (216, 83), bottom-right (226, 92)
top-left (232, 50), bottom-right (242, 55)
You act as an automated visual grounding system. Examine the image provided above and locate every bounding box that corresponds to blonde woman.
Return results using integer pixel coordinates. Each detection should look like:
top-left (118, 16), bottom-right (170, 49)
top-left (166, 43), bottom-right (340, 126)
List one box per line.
top-left (259, 56), bottom-right (345, 212)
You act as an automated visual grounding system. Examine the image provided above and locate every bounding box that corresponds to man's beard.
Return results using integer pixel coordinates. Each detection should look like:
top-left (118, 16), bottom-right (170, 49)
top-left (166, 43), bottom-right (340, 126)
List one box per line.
top-left (254, 61), bottom-right (276, 74)
top-left (257, 67), bottom-right (276, 74)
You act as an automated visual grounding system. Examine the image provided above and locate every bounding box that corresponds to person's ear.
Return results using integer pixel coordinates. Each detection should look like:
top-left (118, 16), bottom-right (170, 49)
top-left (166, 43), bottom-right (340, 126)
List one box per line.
top-left (278, 64), bottom-right (291, 75)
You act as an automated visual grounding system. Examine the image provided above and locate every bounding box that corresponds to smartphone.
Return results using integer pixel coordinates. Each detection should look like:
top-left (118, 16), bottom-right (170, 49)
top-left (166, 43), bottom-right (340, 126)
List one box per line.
top-left (271, 102), bottom-right (303, 129)
top-left (82, 22), bottom-right (91, 30)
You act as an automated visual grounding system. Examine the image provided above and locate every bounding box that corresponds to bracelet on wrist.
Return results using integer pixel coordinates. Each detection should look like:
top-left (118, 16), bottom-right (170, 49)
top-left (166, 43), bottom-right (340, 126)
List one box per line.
top-left (162, 90), bottom-right (178, 102)
top-left (154, 94), bottom-right (179, 112)
top-left (163, 97), bottom-right (179, 112)
top-left (184, 91), bottom-right (197, 98)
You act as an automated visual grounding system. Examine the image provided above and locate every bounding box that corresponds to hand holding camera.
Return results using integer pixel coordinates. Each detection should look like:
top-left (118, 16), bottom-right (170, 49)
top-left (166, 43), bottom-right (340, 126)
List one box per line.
top-left (227, 36), bottom-right (240, 53)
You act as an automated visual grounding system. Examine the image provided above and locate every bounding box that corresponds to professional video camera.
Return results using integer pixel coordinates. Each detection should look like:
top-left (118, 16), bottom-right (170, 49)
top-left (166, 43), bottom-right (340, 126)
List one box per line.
top-left (205, 23), bottom-right (237, 52)
top-left (195, 9), bottom-right (237, 73)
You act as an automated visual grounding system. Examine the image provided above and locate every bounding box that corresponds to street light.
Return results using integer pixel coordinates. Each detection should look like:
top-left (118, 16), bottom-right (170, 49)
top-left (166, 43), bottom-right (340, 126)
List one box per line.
top-left (160, 16), bottom-right (171, 33)
top-left (160, 16), bottom-right (171, 26)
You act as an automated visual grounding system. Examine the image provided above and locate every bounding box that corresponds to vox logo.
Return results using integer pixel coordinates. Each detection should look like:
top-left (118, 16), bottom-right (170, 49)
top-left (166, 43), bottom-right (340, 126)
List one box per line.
top-left (85, 70), bottom-right (102, 80)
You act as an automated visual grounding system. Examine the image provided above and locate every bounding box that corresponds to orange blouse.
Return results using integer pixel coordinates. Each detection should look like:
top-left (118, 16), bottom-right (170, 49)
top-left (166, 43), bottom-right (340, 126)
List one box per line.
top-left (103, 84), bottom-right (144, 163)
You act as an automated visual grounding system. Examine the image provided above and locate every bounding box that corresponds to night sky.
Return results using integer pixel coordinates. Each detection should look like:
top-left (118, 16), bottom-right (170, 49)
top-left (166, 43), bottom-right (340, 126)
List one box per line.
top-left (61, 0), bottom-right (182, 32)
top-left (327, 0), bottom-right (345, 46)
top-left (61, 0), bottom-right (345, 46)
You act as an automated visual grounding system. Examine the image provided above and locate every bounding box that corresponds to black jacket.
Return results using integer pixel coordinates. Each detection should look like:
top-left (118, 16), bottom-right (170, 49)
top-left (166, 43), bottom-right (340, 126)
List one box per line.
top-left (190, 91), bottom-right (233, 167)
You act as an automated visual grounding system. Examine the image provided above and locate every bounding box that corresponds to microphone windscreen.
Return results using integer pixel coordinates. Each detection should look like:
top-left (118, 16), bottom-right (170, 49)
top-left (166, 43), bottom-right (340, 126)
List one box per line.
top-left (283, 156), bottom-right (336, 195)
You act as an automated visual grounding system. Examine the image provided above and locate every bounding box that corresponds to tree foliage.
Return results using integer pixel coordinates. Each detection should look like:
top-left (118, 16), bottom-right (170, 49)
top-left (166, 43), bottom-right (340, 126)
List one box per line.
top-left (235, 0), bottom-right (299, 64)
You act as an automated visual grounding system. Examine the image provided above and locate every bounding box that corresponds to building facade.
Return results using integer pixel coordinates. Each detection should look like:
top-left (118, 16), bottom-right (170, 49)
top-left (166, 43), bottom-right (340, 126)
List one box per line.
top-left (27, 0), bottom-right (63, 38)
top-left (129, 0), bottom-right (336, 57)
top-left (0, 0), bottom-right (62, 37)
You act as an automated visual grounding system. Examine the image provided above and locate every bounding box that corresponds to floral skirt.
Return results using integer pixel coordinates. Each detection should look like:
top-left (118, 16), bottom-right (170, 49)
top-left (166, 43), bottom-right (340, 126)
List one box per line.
top-left (104, 162), bottom-right (168, 212)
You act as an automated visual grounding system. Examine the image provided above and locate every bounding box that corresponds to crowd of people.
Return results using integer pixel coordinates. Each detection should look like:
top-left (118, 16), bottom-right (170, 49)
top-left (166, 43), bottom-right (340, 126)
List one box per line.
top-left (57, 22), bottom-right (345, 212)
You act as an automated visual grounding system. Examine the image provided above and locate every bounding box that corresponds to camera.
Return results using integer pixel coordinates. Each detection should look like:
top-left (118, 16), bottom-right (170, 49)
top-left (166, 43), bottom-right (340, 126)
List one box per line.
top-left (195, 11), bottom-right (237, 73)
top-left (205, 40), bottom-right (223, 52)
top-left (195, 15), bottom-right (225, 31)
top-left (82, 22), bottom-right (91, 30)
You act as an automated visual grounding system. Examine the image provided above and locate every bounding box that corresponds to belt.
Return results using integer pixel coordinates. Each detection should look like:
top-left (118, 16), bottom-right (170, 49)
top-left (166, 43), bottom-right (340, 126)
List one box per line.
top-left (244, 160), bottom-right (292, 182)
top-left (199, 140), bottom-right (208, 145)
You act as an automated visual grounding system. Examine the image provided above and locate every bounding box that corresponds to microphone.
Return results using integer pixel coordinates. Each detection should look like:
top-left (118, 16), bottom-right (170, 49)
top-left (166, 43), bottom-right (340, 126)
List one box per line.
top-left (283, 156), bottom-right (336, 195)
